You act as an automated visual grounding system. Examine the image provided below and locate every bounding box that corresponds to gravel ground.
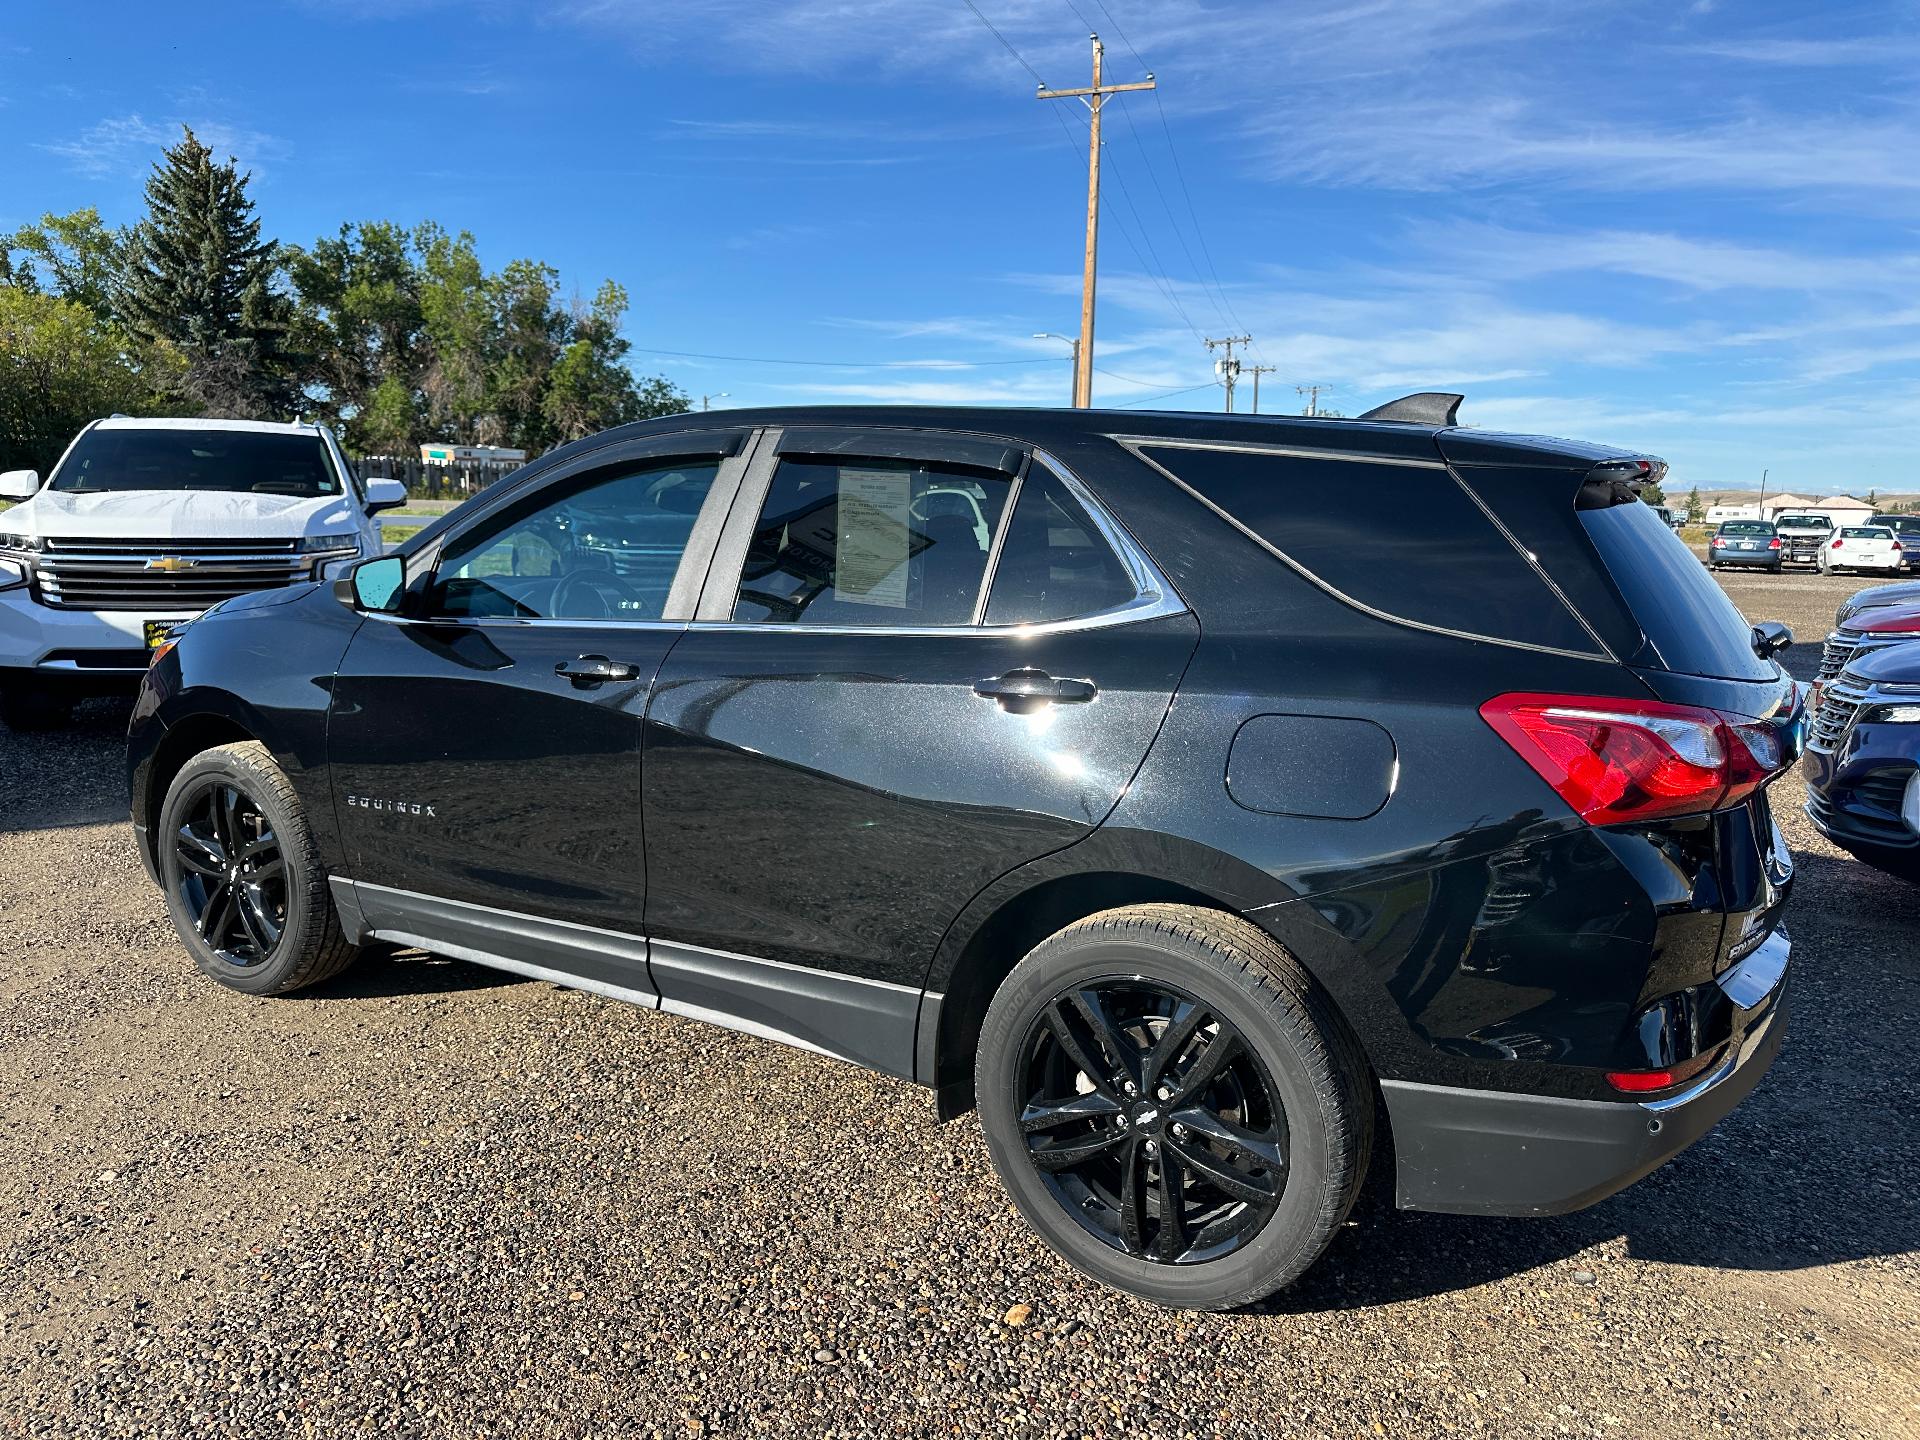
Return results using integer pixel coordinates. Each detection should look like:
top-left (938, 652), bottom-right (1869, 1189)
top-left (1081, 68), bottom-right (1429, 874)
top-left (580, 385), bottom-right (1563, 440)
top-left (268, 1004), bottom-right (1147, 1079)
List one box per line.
top-left (1, 568), bottom-right (1916, 1439)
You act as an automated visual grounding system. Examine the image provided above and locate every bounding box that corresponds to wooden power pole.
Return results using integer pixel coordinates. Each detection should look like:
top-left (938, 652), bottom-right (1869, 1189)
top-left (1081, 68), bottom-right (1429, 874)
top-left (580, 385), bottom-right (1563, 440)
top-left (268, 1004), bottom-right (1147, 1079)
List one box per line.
top-left (1039, 36), bottom-right (1154, 408)
top-left (1247, 365), bottom-right (1278, 414)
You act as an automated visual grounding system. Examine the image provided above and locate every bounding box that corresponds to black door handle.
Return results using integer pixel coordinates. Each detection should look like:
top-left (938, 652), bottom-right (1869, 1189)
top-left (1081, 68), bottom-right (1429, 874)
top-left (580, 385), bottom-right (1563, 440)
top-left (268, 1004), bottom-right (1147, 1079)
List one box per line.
top-left (555, 654), bottom-right (640, 686)
top-left (974, 667), bottom-right (1097, 711)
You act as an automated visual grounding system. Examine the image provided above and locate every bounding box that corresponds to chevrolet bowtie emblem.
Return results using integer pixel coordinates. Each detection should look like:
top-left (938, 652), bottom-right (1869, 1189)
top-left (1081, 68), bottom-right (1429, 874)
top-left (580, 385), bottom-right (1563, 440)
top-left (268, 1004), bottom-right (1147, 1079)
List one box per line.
top-left (146, 556), bottom-right (199, 573)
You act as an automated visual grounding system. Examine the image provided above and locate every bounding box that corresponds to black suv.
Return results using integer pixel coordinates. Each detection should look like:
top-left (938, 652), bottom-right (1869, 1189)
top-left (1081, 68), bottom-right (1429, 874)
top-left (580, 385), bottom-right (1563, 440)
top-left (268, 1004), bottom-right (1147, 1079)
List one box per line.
top-left (129, 397), bottom-right (1800, 1309)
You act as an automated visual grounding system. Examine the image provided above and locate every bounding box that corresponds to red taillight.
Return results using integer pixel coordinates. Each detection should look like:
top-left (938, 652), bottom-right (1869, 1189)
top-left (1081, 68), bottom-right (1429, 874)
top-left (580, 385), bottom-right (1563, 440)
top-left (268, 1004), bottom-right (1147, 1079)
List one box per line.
top-left (1895, 542), bottom-right (1905, 553)
top-left (1768, 537), bottom-right (1782, 550)
top-left (1606, 1069), bottom-right (1677, 1093)
top-left (1479, 693), bottom-right (1784, 826)
top-left (1710, 537), bottom-right (1725, 547)
top-left (1833, 538), bottom-right (1845, 548)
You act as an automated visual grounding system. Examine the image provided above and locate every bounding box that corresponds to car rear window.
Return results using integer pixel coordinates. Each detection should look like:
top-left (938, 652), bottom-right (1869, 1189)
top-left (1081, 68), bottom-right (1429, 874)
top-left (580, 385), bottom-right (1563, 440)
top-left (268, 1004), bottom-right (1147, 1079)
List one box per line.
top-left (51, 428), bottom-right (341, 497)
top-left (1719, 521), bottom-right (1772, 536)
top-left (1580, 501), bottom-right (1773, 681)
top-left (1138, 444), bottom-right (1600, 654)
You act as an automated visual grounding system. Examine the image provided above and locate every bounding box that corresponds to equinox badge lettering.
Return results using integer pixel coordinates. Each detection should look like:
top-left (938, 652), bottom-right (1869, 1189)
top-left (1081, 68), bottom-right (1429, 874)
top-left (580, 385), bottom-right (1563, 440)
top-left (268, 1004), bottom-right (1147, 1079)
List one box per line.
top-left (346, 795), bottom-right (436, 817)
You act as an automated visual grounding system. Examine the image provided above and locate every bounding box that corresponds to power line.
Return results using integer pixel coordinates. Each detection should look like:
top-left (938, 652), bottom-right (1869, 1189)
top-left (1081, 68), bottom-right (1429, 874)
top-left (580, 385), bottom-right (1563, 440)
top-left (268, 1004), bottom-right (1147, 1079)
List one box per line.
top-left (958, 0), bottom-right (1049, 85)
top-left (1113, 380), bottom-right (1222, 408)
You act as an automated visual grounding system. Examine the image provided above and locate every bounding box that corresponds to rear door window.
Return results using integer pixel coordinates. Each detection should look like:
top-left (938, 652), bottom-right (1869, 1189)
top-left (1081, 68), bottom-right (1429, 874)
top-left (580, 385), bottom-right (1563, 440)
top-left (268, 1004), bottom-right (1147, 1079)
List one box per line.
top-left (1138, 444), bottom-right (1599, 654)
top-left (1580, 501), bottom-right (1772, 680)
top-left (732, 458), bottom-right (1012, 626)
top-left (983, 466), bottom-right (1138, 625)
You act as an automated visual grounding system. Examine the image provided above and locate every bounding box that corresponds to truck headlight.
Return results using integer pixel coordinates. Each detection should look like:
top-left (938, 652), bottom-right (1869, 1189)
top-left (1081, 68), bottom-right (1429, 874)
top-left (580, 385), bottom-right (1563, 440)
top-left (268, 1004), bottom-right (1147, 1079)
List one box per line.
top-left (1865, 704), bottom-right (1920, 724)
top-left (0, 532), bottom-right (42, 555)
top-left (295, 533), bottom-right (362, 556)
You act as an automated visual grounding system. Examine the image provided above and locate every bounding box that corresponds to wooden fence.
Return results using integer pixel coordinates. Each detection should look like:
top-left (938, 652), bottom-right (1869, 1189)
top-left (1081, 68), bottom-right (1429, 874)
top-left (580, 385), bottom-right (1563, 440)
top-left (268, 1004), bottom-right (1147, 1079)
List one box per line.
top-left (351, 454), bottom-right (525, 501)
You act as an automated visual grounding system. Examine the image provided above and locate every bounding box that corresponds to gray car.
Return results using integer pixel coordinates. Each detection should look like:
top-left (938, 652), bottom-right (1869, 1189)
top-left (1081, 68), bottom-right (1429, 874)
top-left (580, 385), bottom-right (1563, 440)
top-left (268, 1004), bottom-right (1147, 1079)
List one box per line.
top-left (1707, 520), bottom-right (1782, 571)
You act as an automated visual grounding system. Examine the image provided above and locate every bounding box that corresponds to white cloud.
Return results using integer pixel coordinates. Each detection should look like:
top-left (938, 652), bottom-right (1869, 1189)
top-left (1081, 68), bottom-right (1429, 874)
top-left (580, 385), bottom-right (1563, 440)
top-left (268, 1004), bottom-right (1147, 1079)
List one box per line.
top-left (40, 113), bottom-right (281, 179)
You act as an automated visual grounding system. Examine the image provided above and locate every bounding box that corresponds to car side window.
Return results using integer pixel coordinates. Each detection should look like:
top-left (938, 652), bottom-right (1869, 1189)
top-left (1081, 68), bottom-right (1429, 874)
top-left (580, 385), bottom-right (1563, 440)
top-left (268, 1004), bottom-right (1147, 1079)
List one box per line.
top-left (429, 460), bottom-right (721, 621)
top-left (984, 467), bottom-right (1138, 625)
top-left (732, 457), bottom-right (1012, 626)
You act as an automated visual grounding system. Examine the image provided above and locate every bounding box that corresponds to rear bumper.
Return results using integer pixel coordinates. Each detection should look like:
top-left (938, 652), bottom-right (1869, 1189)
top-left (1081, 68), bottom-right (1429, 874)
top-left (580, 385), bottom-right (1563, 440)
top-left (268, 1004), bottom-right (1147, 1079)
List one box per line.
top-left (1707, 550), bottom-right (1778, 567)
top-left (1384, 927), bottom-right (1789, 1216)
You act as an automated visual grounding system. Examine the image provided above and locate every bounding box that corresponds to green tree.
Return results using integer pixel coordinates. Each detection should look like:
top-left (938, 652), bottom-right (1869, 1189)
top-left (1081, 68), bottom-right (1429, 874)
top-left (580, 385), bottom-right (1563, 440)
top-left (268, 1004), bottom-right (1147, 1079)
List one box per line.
top-left (486, 258), bottom-right (567, 450)
top-left (285, 220), bottom-right (426, 449)
top-left (542, 282), bottom-right (687, 441)
top-left (1641, 478), bottom-right (1667, 505)
top-left (120, 126), bottom-right (298, 418)
top-left (416, 223), bottom-right (491, 444)
top-left (1685, 484), bottom-right (1701, 521)
top-left (0, 289), bottom-right (168, 473)
top-left (3, 208), bottom-right (129, 323)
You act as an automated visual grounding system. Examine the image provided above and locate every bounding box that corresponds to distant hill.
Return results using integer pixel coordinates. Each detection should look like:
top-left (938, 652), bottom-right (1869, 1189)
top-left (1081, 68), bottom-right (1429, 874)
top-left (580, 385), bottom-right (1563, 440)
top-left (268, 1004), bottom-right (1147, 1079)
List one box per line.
top-left (1686, 489), bottom-right (1920, 510)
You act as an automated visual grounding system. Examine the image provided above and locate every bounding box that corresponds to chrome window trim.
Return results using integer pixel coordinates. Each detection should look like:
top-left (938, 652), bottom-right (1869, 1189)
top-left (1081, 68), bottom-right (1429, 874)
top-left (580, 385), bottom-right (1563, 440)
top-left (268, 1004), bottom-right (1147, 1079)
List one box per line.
top-left (375, 442), bottom-right (1189, 640)
top-left (1117, 436), bottom-right (1612, 664)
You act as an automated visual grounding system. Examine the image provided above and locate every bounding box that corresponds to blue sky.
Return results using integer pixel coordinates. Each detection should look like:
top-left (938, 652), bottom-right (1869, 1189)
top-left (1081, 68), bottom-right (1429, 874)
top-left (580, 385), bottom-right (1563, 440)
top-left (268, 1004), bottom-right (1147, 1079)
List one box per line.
top-left (3, 0), bottom-right (1917, 492)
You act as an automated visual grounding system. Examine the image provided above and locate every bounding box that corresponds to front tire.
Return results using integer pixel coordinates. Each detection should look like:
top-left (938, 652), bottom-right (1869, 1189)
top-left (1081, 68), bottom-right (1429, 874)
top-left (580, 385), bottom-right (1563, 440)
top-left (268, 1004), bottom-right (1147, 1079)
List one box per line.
top-left (156, 741), bottom-right (360, 995)
top-left (975, 904), bottom-right (1373, 1310)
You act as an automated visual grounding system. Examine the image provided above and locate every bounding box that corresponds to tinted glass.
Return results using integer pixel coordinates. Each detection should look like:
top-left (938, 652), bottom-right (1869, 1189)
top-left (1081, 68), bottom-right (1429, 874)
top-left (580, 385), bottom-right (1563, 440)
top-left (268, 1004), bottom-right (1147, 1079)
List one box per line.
top-left (52, 428), bottom-right (340, 496)
top-left (984, 467), bottom-right (1137, 625)
top-left (1842, 527), bottom-right (1892, 539)
top-left (733, 458), bottom-right (1011, 626)
top-left (1776, 515), bottom-right (1830, 528)
top-left (432, 460), bottom-right (719, 620)
top-left (1144, 446), bottom-right (1597, 653)
top-left (1719, 521), bottom-right (1773, 536)
top-left (1581, 501), bottom-right (1772, 680)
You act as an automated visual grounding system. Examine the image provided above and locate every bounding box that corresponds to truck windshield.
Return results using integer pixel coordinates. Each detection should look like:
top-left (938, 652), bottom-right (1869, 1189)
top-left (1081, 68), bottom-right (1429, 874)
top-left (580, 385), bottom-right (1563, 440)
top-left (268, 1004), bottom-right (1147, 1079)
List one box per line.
top-left (50, 429), bottom-right (341, 497)
top-left (1776, 515), bottom-right (1830, 528)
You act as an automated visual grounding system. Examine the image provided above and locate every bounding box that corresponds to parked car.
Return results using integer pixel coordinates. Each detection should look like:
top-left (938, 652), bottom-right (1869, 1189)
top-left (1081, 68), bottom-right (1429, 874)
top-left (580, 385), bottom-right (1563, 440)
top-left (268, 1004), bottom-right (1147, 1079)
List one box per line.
top-left (1707, 519), bottom-right (1782, 571)
top-left (126, 397), bottom-right (1800, 1309)
top-left (1821, 525), bottom-right (1907, 575)
top-left (1771, 512), bottom-right (1835, 569)
top-left (0, 417), bottom-right (407, 730)
top-left (1804, 642), bottom-right (1920, 883)
top-left (1867, 513), bottom-right (1920, 570)
top-left (1838, 579), bottom-right (1920, 626)
top-left (1815, 602), bottom-right (1920, 691)
top-left (1648, 503), bottom-right (1682, 530)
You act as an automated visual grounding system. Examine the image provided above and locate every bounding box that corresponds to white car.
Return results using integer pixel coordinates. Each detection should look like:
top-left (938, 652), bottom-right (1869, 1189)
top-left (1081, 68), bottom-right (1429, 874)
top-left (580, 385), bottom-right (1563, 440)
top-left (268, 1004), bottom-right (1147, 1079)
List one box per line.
top-left (1822, 525), bottom-right (1907, 576)
top-left (0, 417), bottom-right (407, 729)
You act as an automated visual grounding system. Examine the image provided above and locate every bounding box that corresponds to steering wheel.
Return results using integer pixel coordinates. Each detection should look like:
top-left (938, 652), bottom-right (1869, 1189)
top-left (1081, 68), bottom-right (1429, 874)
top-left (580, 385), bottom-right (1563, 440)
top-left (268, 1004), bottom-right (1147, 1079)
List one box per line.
top-left (548, 568), bottom-right (649, 619)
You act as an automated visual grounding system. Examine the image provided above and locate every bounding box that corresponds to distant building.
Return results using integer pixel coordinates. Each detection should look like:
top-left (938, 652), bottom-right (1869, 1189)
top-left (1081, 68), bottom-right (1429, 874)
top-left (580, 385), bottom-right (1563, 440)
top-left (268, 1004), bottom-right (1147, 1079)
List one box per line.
top-left (1706, 503), bottom-right (1762, 523)
top-left (1816, 494), bottom-right (1878, 525)
top-left (1758, 492), bottom-right (1814, 521)
top-left (420, 443), bottom-right (528, 465)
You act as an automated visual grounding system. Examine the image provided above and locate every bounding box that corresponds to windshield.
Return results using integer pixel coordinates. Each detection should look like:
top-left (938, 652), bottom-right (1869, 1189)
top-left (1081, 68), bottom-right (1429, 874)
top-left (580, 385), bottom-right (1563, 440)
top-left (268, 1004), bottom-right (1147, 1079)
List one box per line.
top-left (1776, 515), bottom-right (1830, 528)
top-left (1719, 521), bottom-right (1772, 536)
top-left (51, 428), bottom-right (341, 497)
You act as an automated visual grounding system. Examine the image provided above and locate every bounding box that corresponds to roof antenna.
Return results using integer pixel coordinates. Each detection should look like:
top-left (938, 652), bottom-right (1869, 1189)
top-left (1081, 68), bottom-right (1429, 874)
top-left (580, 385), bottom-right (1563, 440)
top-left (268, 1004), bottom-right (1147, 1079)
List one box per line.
top-left (1356, 392), bottom-right (1463, 426)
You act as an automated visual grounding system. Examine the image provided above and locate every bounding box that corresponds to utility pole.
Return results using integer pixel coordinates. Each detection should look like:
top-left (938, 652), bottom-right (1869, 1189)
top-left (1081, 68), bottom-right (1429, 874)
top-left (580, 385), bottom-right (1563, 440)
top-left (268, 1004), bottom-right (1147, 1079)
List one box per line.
top-left (1205, 335), bottom-right (1252, 412)
top-left (1295, 384), bottom-right (1327, 417)
top-left (1247, 365), bottom-right (1278, 415)
top-left (1039, 36), bottom-right (1155, 408)
top-left (701, 392), bottom-right (730, 412)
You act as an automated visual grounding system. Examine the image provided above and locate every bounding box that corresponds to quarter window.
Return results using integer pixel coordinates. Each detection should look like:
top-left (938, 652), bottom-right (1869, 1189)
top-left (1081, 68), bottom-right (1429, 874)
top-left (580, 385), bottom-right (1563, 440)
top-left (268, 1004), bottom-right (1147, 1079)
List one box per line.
top-left (983, 467), bottom-right (1138, 625)
top-left (430, 460), bottom-right (720, 620)
top-left (732, 458), bottom-right (1012, 626)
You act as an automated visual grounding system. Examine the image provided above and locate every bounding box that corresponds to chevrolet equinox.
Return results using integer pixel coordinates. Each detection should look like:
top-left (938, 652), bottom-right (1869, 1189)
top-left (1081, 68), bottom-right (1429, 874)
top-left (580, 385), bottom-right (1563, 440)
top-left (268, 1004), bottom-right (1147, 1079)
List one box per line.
top-left (129, 396), bottom-right (1799, 1309)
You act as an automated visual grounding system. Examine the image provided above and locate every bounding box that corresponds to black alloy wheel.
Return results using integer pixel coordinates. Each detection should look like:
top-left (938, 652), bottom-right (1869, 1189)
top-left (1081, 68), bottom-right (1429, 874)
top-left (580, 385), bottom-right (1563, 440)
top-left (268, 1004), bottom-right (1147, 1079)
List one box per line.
top-left (173, 779), bottom-right (287, 965)
top-left (1017, 978), bottom-right (1287, 1265)
top-left (156, 741), bottom-right (360, 995)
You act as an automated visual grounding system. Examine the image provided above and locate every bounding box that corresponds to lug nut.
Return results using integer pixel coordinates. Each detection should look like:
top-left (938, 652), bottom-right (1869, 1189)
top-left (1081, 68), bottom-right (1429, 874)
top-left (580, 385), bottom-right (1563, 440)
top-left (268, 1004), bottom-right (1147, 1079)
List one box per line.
top-left (1156, 1086), bottom-right (1171, 1101)
top-left (1170, 1123), bottom-right (1187, 1139)
top-left (1122, 1081), bottom-right (1137, 1097)
top-left (1116, 1115), bottom-right (1129, 1129)
top-left (1143, 1139), bottom-right (1158, 1156)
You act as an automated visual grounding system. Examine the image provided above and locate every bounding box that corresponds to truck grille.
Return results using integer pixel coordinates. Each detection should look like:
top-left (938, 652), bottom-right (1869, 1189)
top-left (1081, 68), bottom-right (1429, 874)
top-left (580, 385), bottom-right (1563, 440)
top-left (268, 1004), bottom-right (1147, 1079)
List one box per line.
top-left (1807, 677), bottom-right (1867, 753)
top-left (35, 537), bottom-right (308, 611)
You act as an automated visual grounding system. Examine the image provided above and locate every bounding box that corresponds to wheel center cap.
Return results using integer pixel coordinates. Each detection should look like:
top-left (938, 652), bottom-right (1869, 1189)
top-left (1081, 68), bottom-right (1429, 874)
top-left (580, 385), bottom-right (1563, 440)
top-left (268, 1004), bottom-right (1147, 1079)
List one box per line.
top-left (1129, 1101), bottom-right (1163, 1132)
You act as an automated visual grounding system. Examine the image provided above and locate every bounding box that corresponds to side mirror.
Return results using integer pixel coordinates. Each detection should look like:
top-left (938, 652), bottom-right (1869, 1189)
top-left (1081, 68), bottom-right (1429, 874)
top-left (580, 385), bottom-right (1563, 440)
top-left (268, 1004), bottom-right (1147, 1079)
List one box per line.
top-left (0, 469), bottom-right (41, 500)
top-left (364, 477), bottom-right (408, 514)
top-left (1751, 620), bottom-right (1793, 660)
top-left (334, 554), bottom-right (407, 614)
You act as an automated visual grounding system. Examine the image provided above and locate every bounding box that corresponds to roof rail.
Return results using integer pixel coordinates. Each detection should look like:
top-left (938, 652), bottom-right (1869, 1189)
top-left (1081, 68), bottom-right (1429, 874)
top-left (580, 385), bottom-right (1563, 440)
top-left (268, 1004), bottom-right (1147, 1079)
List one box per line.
top-left (1356, 392), bottom-right (1463, 426)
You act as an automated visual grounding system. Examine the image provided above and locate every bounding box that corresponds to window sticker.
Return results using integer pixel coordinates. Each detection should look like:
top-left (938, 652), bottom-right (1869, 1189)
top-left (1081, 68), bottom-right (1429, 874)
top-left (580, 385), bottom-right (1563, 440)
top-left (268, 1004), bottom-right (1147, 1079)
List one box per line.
top-left (834, 467), bottom-right (914, 608)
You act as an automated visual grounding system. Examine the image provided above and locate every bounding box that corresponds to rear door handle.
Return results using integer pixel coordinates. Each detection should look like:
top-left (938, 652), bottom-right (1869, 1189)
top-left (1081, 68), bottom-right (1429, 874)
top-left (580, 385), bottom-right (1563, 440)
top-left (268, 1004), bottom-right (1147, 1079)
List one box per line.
top-left (974, 667), bottom-right (1097, 711)
top-left (555, 654), bottom-right (640, 686)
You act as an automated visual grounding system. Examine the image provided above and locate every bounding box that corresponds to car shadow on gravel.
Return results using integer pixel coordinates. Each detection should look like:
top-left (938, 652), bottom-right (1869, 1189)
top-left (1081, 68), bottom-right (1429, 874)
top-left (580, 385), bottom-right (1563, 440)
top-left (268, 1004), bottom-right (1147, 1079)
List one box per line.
top-left (293, 946), bottom-right (533, 999)
top-left (1258, 848), bottom-right (1920, 1313)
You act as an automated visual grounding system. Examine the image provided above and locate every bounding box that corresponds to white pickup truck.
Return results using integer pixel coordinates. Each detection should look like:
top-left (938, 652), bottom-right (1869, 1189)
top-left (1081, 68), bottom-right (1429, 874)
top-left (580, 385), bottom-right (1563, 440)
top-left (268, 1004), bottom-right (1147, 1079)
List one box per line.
top-left (0, 417), bottom-right (406, 729)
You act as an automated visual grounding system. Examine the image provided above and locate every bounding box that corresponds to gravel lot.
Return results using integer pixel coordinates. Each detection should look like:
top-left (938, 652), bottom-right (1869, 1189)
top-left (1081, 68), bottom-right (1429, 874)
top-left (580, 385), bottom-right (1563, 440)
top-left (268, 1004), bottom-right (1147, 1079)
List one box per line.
top-left (1, 568), bottom-right (1916, 1439)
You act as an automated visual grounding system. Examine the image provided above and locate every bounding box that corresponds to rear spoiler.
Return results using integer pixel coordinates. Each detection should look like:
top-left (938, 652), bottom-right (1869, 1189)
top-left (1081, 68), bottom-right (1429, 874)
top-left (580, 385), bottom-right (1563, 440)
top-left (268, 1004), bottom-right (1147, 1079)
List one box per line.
top-left (1577, 458), bottom-right (1669, 510)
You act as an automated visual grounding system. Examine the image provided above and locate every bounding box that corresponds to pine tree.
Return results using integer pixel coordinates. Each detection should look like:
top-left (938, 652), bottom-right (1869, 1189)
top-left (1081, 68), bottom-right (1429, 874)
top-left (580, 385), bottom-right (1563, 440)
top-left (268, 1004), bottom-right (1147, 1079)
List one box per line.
top-left (121, 127), bottom-right (298, 418)
top-left (1686, 484), bottom-right (1701, 523)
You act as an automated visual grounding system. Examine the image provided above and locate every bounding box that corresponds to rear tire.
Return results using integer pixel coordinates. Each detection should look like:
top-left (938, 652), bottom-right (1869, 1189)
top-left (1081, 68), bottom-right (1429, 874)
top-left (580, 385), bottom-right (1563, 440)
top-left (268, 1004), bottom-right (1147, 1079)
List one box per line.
top-left (1, 683), bottom-right (73, 731)
top-left (156, 741), bottom-right (361, 995)
top-left (975, 904), bottom-right (1373, 1310)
